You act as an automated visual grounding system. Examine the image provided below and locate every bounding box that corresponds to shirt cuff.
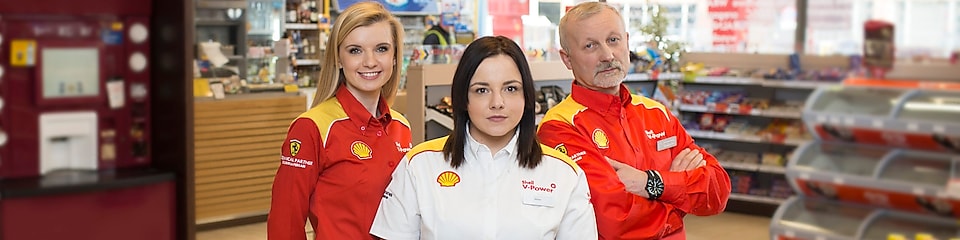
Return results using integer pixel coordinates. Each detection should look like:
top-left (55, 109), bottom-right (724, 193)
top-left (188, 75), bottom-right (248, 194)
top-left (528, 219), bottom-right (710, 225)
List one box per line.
top-left (658, 171), bottom-right (686, 203)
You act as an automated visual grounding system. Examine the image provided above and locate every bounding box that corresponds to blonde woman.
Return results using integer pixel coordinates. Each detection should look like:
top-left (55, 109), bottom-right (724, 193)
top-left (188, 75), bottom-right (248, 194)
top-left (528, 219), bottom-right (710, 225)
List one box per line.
top-left (268, 2), bottom-right (411, 239)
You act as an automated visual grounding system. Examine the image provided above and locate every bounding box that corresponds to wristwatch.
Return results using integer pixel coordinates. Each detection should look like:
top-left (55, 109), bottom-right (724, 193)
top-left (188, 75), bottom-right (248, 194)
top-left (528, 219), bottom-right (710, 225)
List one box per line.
top-left (645, 170), bottom-right (664, 200)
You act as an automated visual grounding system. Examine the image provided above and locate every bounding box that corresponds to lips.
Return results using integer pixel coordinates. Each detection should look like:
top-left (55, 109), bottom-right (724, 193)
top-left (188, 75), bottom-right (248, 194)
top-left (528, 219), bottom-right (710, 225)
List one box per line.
top-left (358, 71), bottom-right (381, 80)
top-left (487, 115), bottom-right (508, 122)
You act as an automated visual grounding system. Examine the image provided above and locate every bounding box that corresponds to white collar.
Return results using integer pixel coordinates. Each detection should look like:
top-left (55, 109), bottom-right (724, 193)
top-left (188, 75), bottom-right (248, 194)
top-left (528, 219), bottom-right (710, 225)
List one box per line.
top-left (465, 123), bottom-right (519, 160)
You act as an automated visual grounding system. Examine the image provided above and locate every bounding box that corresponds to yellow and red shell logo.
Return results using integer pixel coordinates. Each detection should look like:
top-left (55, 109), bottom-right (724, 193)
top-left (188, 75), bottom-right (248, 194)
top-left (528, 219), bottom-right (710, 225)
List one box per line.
top-left (437, 171), bottom-right (460, 187)
top-left (592, 129), bottom-right (609, 149)
top-left (554, 144), bottom-right (567, 155)
top-left (351, 141), bottom-right (372, 160)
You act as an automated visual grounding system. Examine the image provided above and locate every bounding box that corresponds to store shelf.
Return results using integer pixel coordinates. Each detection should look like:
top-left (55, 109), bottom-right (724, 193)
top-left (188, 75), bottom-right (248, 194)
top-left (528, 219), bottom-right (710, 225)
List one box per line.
top-left (294, 59), bottom-right (320, 66)
top-left (688, 129), bottom-right (807, 146)
top-left (686, 76), bottom-right (840, 89)
top-left (804, 86), bottom-right (960, 152)
top-left (729, 193), bottom-right (786, 205)
top-left (678, 104), bottom-right (802, 119)
top-left (771, 196), bottom-right (960, 240)
top-left (624, 72), bottom-right (683, 82)
top-left (285, 23), bottom-right (319, 30)
top-left (786, 141), bottom-right (960, 216)
top-left (721, 161), bottom-right (787, 174)
top-left (425, 108), bottom-right (454, 130)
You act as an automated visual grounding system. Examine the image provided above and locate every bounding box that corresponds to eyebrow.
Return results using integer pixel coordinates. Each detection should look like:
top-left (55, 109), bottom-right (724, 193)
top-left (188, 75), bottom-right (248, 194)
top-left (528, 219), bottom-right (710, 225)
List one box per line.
top-left (344, 42), bottom-right (392, 48)
top-left (470, 80), bottom-right (522, 87)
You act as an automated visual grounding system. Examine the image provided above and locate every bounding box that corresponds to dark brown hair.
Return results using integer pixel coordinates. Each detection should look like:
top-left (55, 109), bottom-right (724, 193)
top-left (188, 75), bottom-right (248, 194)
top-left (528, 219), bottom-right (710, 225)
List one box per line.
top-left (442, 36), bottom-right (543, 169)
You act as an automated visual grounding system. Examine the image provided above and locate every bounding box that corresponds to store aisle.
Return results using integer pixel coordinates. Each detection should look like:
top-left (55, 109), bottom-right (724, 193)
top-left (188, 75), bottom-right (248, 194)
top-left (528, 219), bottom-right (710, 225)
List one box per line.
top-left (196, 212), bottom-right (769, 240)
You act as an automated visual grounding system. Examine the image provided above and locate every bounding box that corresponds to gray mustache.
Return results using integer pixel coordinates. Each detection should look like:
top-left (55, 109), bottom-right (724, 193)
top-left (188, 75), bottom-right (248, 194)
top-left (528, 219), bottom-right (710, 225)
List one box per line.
top-left (596, 61), bottom-right (622, 73)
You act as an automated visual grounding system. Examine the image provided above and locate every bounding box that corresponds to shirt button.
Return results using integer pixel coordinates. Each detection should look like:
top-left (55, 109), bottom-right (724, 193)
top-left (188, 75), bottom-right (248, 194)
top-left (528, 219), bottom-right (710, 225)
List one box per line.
top-left (360, 126), bottom-right (366, 131)
top-left (377, 131), bottom-right (382, 136)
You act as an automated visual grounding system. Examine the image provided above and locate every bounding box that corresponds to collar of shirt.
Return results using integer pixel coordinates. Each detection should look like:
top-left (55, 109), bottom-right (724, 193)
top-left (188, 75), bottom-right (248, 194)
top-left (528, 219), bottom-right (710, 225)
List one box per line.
top-left (335, 85), bottom-right (393, 135)
top-left (464, 123), bottom-right (519, 176)
top-left (569, 82), bottom-right (632, 115)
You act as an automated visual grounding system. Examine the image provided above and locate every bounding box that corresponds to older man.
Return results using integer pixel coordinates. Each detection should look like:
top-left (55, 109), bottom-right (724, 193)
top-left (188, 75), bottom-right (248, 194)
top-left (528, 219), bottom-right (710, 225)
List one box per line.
top-left (537, 2), bottom-right (731, 239)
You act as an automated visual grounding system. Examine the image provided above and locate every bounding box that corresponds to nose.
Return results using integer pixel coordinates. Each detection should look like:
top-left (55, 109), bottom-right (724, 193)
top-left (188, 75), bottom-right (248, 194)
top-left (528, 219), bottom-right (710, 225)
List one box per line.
top-left (490, 91), bottom-right (505, 110)
top-left (362, 52), bottom-right (377, 68)
top-left (599, 44), bottom-right (615, 62)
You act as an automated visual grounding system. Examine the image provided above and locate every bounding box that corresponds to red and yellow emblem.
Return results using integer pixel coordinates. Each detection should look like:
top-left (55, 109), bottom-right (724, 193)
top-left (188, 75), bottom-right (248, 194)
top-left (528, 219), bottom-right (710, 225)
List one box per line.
top-left (351, 141), bottom-right (372, 160)
top-left (554, 144), bottom-right (568, 155)
top-left (289, 139), bottom-right (302, 156)
top-left (592, 129), bottom-right (609, 149)
top-left (437, 171), bottom-right (460, 187)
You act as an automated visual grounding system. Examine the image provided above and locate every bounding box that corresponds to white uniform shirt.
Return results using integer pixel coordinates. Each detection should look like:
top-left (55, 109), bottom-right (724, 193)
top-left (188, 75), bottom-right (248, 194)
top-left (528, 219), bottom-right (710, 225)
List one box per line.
top-left (371, 131), bottom-right (597, 240)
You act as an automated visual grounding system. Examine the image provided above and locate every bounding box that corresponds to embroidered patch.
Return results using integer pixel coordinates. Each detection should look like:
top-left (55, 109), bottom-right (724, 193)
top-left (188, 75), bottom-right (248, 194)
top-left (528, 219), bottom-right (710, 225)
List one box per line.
top-left (592, 129), bottom-right (609, 149)
top-left (289, 139), bottom-right (302, 156)
top-left (351, 141), bottom-right (372, 160)
top-left (437, 171), bottom-right (461, 187)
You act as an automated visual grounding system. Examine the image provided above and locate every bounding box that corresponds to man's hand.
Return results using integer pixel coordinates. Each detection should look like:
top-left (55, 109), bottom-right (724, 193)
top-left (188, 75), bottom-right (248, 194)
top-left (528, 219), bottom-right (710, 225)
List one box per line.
top-left (606, 157), bottom-right (649, 198)
top-left (670, 148), bottom-right (705, 172)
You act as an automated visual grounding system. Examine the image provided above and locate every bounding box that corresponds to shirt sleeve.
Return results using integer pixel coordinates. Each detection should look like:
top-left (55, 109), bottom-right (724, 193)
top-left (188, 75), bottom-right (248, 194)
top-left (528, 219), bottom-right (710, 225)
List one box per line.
top-left (538, 121), bottom-right (639, 239)
top-left (268, 118), bottom-right (324, 240)
top-left (370, 155), bottom-right (421, 240)
top-left (656, 113), bottom-right (732, 216)
top-left (556, 167), bottom-right (599, 240)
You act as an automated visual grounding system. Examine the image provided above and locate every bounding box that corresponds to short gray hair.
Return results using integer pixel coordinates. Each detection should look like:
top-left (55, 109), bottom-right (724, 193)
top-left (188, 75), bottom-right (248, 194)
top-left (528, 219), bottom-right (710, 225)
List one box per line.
top-left (558, 2), bottom-right (623, 51)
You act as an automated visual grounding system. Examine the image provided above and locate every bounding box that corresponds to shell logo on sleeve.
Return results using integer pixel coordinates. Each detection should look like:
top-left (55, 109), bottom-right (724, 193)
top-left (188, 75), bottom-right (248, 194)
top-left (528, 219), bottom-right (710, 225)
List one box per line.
top-left (592, 129), bottom-right (609, 149)
top-left (437, 171), bottom-right (461, 187)
top-left (351, 141), bottom-right (373, 160)
top-left (289, 139), bottom-right (302, 156)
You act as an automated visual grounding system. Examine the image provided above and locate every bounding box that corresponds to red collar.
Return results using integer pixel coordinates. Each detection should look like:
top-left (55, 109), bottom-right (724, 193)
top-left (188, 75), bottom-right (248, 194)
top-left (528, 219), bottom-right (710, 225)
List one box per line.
top-left (569, 82), bottom-right (631, 114)
top-left (335, 85), bottom-right (393, 129)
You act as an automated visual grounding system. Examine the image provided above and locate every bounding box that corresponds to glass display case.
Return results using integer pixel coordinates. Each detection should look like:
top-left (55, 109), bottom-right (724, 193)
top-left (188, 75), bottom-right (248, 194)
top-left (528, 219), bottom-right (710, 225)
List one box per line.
top-left (787, 142), bottom-right (960, 217)
top-left (804, 86), bottom-right (960, 153)
top-left (771, 197), bottom-right (960, 240)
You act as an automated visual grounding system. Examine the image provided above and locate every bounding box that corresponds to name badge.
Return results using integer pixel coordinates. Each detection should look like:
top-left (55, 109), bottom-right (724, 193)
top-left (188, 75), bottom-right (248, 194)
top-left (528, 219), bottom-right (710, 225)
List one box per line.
top-left (657, 136), bottom-right (678, 151)
top-left (522, 192), bottom-right (555, 207)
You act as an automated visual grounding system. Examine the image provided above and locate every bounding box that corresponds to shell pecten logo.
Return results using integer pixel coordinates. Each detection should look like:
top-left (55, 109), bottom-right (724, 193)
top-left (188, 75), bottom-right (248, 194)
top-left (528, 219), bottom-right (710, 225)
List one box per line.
top-left (437, 171), bottom-right (460, 187)
top-left (592, 129), bottom-right (609, 149)
top-left (351, 141), bottom-right (372, 160)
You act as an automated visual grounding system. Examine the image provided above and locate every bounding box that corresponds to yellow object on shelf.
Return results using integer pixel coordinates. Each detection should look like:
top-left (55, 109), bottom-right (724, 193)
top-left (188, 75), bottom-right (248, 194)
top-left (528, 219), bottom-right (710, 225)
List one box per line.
top-left (194, 78), bottom-right (212, 97)
top-left (887, 233), bottom-right (907, 240)
top-left (283, 84), bottom-right (299, 93)
top-left (915, 233), bottom-right (936, 240)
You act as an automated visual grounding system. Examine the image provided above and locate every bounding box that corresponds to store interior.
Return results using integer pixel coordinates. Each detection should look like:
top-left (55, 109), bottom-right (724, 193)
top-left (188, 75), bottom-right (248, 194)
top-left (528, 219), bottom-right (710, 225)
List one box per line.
top-left (2, 0), bottom-right (960, 239)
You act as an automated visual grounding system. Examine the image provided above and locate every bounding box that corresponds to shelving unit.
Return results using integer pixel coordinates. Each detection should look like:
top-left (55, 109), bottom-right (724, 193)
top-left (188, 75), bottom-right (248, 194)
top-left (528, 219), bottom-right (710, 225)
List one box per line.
top-left (771, 76), bottom-right (960, 240)
top-left (677, 53), bottom-right (852, 216)
top-left (195, 0), bottom-right (249, 80)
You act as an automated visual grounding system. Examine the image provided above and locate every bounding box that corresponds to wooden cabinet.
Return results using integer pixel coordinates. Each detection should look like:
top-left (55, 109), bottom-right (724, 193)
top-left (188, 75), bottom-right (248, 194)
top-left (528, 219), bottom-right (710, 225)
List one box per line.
top-left (193, 93), bottom-right (305, 222)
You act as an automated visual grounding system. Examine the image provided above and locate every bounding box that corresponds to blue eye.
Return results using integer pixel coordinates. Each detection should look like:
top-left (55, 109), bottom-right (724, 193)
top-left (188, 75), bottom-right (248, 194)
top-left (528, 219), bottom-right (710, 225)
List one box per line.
top-left (608, 37), bottom-right (620, 43)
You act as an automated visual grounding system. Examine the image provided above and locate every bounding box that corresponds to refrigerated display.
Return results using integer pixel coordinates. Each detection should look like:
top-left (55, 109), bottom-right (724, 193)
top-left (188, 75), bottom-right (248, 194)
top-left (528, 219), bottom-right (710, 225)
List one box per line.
top-left (804, 86), bottom-right (960, 153)
top-left (771, 197), bottom-right (960, 240)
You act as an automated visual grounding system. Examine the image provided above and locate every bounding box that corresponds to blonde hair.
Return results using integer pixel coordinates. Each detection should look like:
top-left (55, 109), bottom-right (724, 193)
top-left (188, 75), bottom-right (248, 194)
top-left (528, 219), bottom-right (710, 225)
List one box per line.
top-left (312, 1), bottom-right (405, 108)
top-left (558, 2), bottom-right (623, 52)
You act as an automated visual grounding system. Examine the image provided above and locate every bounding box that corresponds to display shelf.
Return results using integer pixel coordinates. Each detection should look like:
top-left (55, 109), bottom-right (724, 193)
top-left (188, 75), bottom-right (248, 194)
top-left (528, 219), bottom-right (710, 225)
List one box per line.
top-left (804, 86), bottom-right (960, 153)
top-left (625, 72), bottom-right (682, 82)
top-left (730, 193), bottom-right (786, 205)
top-left (721, 160), bottom-right (787, 174)
top-left (293, 59), bottom-right (321, 66)
top-left (425, 108), bottom-right (454, 130)
top-left (687, 129), bottom-right (807, 146)
top-left (770, 196), bottom-right (960, 240)
top-left (678, 104), bottom-right (803, 119)
top-left (285, 23), bottom-right (320, 30)
top-left (786, 141), bottom-right (960, 217)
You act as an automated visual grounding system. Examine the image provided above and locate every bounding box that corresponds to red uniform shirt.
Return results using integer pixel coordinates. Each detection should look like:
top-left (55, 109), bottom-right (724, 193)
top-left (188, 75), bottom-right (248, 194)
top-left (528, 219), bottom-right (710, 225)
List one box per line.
top-left (537, 83), bottom-right (731, 240)
top-left (268, 85), bottom-right (413, 240)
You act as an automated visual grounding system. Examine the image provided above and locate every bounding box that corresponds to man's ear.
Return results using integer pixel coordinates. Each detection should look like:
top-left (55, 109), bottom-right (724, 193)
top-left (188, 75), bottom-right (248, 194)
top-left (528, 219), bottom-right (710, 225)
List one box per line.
top-left (559, 49), bottom-right (573, 70)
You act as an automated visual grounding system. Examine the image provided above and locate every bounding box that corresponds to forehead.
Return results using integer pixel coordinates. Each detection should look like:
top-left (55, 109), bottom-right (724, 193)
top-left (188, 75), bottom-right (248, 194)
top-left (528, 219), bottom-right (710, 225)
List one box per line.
top-left (471, 55), bottom-right (521, 83)
top-left (342, 21), bottom-right (393, 46)
top-left (567, 10), bottom-right (624, 40)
